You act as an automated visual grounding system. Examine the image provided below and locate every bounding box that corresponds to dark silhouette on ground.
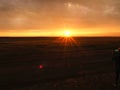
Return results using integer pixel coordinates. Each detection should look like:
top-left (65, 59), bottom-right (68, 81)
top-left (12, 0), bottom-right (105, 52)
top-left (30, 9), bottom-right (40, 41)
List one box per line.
top-left (112, 48), bottom-right (120, 87)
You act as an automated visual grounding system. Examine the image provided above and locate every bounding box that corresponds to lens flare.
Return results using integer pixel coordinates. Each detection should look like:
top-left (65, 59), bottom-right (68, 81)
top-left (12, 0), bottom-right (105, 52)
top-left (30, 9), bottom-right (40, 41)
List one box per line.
top-left (39, 65), bottom-right (43, 69)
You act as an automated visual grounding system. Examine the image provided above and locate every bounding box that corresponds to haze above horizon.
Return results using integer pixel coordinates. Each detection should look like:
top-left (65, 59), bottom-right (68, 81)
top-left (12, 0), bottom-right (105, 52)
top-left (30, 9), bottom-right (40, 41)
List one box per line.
top-left (0, 0), bottom-right (120, 37)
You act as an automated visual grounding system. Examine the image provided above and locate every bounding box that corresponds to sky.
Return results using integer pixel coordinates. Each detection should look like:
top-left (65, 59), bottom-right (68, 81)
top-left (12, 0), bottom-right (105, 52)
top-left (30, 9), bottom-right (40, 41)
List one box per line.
top-left (0, 0), bottom-right (120, 37)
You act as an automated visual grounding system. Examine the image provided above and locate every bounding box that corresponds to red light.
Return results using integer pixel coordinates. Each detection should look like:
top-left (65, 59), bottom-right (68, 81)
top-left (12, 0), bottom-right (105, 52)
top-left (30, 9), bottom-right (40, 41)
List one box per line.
top-left (39, 65), bottom-right (43, 69)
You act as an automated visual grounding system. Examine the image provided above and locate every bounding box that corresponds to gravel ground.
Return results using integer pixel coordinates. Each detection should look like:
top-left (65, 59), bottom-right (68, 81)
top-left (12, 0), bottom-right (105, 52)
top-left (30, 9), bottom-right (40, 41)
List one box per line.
top-left (11, 72), bottom-right (120, 90)
top-left (1, 37), bottom-right (120, 90)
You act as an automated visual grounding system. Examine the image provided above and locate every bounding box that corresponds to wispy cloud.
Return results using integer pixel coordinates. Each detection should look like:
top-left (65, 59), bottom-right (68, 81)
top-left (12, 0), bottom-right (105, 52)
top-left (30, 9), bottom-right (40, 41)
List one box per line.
top-left (0, 0), bottom-right (119, 31)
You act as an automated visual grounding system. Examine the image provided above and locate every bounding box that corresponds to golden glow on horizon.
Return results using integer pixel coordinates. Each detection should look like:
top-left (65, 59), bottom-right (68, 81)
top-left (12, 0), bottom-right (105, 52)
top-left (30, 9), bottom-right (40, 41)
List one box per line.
top-left (64, 31), bottom-right (71, 37)
top-left (0, 28), bottom-right (120, 37)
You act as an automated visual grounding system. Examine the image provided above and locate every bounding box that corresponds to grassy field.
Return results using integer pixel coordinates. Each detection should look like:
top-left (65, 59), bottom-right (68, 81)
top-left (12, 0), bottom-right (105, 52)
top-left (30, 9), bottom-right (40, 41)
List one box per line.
top-left (0, 37), bottom-right (120, 90)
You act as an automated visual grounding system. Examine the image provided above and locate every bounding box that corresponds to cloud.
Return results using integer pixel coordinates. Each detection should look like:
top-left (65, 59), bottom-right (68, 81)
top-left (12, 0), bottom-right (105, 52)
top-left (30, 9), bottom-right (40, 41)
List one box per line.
top-left (0, 0), bottom-right (120, 30)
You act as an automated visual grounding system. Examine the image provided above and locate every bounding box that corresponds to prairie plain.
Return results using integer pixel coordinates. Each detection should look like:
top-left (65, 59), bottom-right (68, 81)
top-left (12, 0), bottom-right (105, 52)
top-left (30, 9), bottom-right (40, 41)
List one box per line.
top-left (0, 37), bottom-right (120, 90)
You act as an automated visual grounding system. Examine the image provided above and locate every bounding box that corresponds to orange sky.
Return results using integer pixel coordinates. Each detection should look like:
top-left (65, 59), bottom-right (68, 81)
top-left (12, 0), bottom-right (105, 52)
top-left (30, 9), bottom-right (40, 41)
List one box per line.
top-left (0, 28), bottom-right (120, 37)
top-left (0, 0), bottom-right (120, 37)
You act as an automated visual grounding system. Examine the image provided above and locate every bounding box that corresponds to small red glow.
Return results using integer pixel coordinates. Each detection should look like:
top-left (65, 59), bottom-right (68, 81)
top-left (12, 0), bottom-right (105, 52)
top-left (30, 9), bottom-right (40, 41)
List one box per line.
top-left (39, 65), bottom-right (43, 69)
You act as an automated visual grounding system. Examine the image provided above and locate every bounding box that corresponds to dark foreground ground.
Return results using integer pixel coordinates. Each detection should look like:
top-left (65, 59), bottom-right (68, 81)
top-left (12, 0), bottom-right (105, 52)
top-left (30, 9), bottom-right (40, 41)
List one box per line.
top-left (0, 37), bottom-right (120, 90)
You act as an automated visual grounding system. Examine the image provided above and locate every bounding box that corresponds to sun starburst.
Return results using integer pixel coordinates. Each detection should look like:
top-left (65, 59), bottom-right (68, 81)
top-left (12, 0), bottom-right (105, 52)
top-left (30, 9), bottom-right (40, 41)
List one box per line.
top-left (64, 31), bottom-right (71, 37)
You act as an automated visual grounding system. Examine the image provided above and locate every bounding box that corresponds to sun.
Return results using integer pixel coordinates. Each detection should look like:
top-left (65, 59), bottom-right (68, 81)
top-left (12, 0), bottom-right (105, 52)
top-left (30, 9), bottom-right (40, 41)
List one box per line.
top-left (64, 31), bottom-right (71, 37)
